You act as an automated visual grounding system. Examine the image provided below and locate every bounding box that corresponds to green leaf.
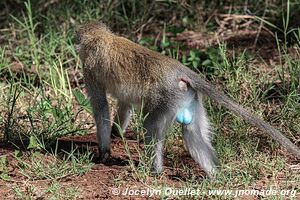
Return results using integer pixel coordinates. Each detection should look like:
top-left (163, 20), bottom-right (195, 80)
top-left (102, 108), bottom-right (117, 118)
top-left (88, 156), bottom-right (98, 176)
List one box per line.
top-left (202, 59), bottom-right (212, 66)
top-left (73, 89), bottom-right (92, 113)
top-left (0, 156), bottom-right (7, 172)
top-left (184, 62), bottom-right (191, 66)
top-left (161, 40), bottom-right (170, 48)
top-left (0, 173), bottom-right (10, 181)
top-left (14, 150), bottom-right (22, 158)
top-left (182, 55), bottom-right (187, 63)
top-left (195, 57), bottom-right (201, 62)
top-left (189, 50), bottom-right (196, 58)
top-left (27, 135), bottom-right (41, 150)
top-left (0, 156), bottom-right (10, 181)
top-left (182, 16), bottom-right (189, 27)
top-left (192, 60), bottom-right (198, 69)
top-left (188, 57), bottom-right (193, 61)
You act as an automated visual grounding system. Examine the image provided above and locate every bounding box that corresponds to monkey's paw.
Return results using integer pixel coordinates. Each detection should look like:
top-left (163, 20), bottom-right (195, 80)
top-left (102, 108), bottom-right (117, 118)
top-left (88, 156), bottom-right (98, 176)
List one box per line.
top-left (98, 151), bottom-right (111, 163)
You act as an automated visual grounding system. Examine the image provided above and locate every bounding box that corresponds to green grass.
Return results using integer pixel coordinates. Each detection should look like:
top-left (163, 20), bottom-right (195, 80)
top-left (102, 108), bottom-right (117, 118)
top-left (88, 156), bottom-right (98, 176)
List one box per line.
top-left (12, 181), bottom-right (80, 200)
top-left (0, 0), bottom-right (299, 199)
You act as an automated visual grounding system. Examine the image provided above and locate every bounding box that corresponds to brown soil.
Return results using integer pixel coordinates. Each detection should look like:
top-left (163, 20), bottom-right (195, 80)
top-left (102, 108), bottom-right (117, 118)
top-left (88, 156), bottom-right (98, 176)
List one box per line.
top-left (0, 132), bottom-right (207, 199)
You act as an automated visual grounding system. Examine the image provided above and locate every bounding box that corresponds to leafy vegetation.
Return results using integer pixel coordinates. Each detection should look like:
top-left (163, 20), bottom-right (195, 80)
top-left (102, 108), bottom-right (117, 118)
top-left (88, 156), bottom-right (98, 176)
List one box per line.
top-left (0, 0), bottom-right (299, 199)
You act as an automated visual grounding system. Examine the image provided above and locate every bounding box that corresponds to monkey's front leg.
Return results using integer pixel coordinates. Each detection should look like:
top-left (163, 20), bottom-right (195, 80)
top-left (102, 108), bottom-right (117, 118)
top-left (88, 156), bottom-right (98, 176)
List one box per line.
top-left (86, 83), bottom-right (111, 162)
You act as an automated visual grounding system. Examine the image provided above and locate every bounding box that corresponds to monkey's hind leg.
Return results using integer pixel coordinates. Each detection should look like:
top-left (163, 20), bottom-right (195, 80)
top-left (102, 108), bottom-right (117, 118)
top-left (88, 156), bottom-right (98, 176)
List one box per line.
top-left (182, 94), bottom-right (219, 178)
top-left (143, 107), bottom-right (175, 174)
top-left (111, 102), bottom-right (131, 138)
top-left (85, 80), bottom-right (111, 162)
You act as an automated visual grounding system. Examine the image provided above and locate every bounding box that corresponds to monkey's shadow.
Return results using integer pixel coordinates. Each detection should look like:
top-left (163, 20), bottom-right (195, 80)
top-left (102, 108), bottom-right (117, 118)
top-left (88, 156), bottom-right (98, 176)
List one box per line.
top-left (52, 134), bottom-right (130, 166)
top-left (0, 134), bottom-right (129, 167)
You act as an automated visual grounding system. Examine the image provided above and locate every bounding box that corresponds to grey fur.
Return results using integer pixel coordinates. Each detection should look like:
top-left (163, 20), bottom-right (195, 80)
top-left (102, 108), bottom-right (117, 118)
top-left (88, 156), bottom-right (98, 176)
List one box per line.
top-left (84, 76), bottom-right (111, 161)
top-left (183, 93), bottom-right (219, 177)
top-left (143, 103), bottom-right (176, 174)
top-left (76, 22), bottom-right (300, 178)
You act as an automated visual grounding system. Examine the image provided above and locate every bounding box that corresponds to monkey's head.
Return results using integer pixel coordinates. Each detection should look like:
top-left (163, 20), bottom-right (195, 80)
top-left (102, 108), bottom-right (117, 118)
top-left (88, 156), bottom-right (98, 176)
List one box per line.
top-left (74, 22), bottom-right (111, 44)
top-left (74, 21), bottom-right (112, 54)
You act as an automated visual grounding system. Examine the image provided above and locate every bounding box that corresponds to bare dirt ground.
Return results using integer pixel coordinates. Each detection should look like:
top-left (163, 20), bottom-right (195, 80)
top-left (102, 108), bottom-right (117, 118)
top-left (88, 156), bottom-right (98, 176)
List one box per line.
top-left (0, 132), bottom-right (207, 199)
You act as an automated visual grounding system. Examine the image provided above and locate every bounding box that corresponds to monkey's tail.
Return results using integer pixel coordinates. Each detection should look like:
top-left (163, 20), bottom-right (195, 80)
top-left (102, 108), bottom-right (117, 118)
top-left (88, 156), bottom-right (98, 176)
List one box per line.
top-left (187, 71), bottom-right (300, 159)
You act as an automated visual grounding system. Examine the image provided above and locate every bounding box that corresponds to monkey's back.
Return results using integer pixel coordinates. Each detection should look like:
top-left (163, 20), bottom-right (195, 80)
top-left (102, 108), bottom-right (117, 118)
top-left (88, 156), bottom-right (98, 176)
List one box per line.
top-left (106, 37), bottom-right (176, 102)
top-left (77, 22), bottom-right (184, 107)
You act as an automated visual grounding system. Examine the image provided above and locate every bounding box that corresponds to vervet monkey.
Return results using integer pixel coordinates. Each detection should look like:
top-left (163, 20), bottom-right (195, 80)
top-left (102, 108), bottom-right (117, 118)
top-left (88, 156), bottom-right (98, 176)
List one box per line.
top-left (74, 22), bottom-right (300, 177)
